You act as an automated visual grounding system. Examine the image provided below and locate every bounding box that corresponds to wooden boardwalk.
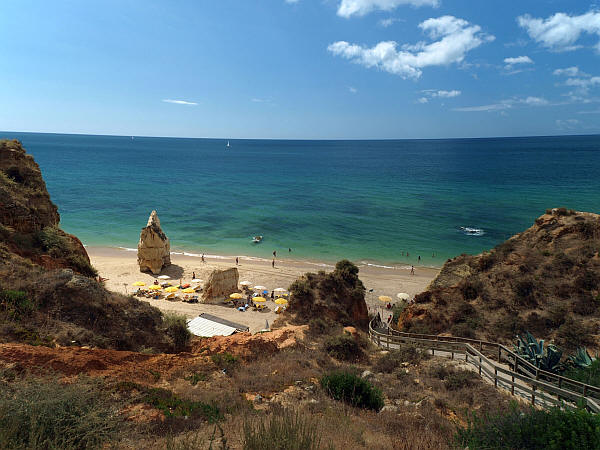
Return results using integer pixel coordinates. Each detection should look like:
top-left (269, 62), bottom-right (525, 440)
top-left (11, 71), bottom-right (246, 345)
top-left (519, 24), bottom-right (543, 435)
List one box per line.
top-left (368, 319), bottom-right (600, 413)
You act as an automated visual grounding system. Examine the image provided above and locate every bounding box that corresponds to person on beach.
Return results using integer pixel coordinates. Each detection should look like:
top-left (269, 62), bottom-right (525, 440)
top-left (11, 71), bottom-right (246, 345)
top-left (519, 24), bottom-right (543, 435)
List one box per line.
top-left (192, 271), bottom-right (196, 279)
top-left (271, 291), bottom-right (275, 299)
top-left (235, 257), bottom-right (239, 265)
top-left (272, 259), bottom-right (275, 268)
top-left (201, 254), bottom-right (205, 263)
top-left (154, 279), bottom-right (159, 285)
top-left (410, 265), bottom-right (415, 275)
top-left (273, 250), bottom-right (277, 257)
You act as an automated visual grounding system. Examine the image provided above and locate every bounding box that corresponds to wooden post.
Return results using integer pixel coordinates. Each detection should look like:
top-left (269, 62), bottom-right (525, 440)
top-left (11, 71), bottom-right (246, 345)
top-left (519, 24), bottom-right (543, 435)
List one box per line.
top-left (432, 348), bottom-right (435, 356)
top-left (386, 336), bottom-right (390, 350)
top-left (494, 368), bottom-right (498, 387)
top-left (451, 351), bottom-right (454, 360)
top-left (583, 385), bottom-right (588, 397)
top-left (479, 355), bottom-right (482, 376)
top-left (465, 352), bottom-right (468, 362)
top-left (498, 346), bottom-right (501, 362)
top-left (479, 341), bottom-right (483, 352)
top-left (532, 384), bottom-right (536, 405)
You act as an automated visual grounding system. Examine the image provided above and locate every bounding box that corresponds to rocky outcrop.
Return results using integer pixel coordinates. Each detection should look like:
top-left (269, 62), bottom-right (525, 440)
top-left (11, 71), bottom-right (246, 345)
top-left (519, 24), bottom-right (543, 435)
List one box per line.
top-left (202, 267), bottom-right (239, 302)
top-left (0, 139), bottom-right (59, 233)
top-left (399, 208), bottom-right (600, 350)
top-left (288, 260), bottom-right (369, 329)
top-left (0, 139), bottom-right (93, 275)
top-left (137, 211), bottom-right (170, 275)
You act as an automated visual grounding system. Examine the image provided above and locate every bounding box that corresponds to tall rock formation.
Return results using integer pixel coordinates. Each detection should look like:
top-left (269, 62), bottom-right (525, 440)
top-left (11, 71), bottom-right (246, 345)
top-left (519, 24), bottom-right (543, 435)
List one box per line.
top-left (202, 267), bottom-right (239, 302)
top-left (137, 210), bottom-right (171, 274)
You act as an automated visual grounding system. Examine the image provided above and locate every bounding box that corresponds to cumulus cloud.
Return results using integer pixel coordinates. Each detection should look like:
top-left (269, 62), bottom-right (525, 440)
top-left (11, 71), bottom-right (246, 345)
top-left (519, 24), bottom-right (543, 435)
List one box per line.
top-left (162, 99), bottom-right (197, 105)
top-left (348, 86), bottom-right (358, 93)
top-left (517, 10), bottom-right (600, 52)
top-left (504, 55), bottom-right (533, 70)
top-left (421, 89), bottom-right (461, 99)
top-left (379, 17), bottom-right (401, 27)
top-left (337, 0), bottom-right (438, 18)
top-left (328, 16), bottom-right (493, 79)
top-left (522, 96), bottom-right (548, 106)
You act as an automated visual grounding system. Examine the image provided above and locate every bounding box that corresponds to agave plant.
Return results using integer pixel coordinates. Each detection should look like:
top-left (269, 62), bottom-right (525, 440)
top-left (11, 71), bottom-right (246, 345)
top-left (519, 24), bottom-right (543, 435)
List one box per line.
top-left (568, 348), bottom-right (597, 369)
top-left (514, 331), bottom-right (564, 373)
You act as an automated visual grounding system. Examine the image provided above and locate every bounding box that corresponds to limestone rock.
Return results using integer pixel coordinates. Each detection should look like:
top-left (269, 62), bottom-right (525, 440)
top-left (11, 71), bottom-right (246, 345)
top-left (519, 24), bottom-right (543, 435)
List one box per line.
top-left (202, 267), bottom-right (239, 302)
top-left (137, 211), bottom-right (170, 275)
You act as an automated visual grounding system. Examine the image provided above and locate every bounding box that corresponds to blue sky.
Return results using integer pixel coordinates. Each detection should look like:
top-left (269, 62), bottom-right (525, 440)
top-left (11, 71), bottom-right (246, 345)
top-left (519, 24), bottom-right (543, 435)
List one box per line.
top-left (1, 0), bottom-right (599, 139)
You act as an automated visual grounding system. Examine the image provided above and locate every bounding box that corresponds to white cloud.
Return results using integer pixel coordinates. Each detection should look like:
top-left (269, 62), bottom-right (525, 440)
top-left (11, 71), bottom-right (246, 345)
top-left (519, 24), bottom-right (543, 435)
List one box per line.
top-left (285, 0), bottom-right (299, 3)
top-left (454, 96), bottom-right (549, 112)
top-left (337, 0), bottom-right (438, 18)
top-left (162, 99), bottom-right (197, 105)
top-left (454, 103), bottom-right (511, 112)
top-left (328, 16), bottom-right (493, 79)
top-left (504, 55), bottom-right (533, 68)
top-left (553, 66), bottom-right (588, 77)
top-left (565, 77), bottom-right (600, 89)
top-left (417, 97), bottom-right (429, 103)
top-left (379, 17), bottom-right (401, 27)
top-left (522, 96), bottom-right (548, 106)
top-left (348, 86), bottom-right (358, 93)
top-left (435, 89), bottom-right (461, 98)
top-left (517, 10), bottom-right (600, 52)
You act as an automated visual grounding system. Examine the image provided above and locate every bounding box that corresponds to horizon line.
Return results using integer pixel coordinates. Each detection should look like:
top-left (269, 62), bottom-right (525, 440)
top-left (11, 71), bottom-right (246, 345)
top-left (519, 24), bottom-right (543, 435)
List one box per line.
top-left (1, 129), bottom-right (599, 142)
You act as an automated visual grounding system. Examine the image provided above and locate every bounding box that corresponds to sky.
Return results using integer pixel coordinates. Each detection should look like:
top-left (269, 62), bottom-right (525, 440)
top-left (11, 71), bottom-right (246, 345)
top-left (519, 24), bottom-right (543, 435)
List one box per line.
top-left (1, 0), bottom-right (600, 139)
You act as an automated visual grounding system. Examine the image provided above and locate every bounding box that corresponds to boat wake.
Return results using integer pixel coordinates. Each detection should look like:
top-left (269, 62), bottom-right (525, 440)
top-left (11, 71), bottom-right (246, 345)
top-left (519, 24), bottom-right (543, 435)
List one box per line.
top-left (459, 226), bottom-right (485, 236)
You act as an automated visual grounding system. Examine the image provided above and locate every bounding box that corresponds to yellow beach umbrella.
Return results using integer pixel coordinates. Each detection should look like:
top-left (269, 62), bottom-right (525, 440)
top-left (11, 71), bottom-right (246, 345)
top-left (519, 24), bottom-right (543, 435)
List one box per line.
top-left (253, 297), bottom-right (266, 302)
top-left (378, 295), bottom-right (392, 302)
top-left (230, 293), bottom-right (243, 299)
top-left (182, 288), bottom-right (195, 293)
top-left (274, 298), bottom-right (288, 305)
top-left (165, 286), bottom-right (179, 293)
top-left (148, 285), bottom-right (162, 291)
top-left (132, 281), bottom-right (145, 286)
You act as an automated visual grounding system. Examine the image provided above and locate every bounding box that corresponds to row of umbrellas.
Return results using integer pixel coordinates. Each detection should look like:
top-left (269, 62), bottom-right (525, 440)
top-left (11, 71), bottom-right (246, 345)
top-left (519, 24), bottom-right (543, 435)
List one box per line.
top-left (228, 292), bottom-right (288, 305)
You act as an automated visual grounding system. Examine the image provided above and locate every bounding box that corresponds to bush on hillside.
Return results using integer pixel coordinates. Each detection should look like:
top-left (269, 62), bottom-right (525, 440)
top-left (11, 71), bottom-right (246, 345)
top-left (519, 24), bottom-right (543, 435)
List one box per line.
top-left (242, 408), bottom-right (321, 450)
top-left (320, 371), bottom-right (384, 411)
top-left (323, 334), bottom-right (363, 362)
top-left (164, 313), bottom-right (191, 352)
top-left (0, 290), bottom-right (34, 320)
top-left (373, 343), bottom-right (429, 373)
top-left (564, 359), bottom-right (600, 389)
top-left (455, 404), bottom-right (600, 449)
top-left (0, 376), bottom-right (120, 449)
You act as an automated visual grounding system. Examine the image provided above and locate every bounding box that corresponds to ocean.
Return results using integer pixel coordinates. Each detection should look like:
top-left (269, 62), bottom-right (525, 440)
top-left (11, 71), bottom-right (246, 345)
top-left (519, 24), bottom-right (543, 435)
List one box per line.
top-left (3, 132), bottom-right (599, 267)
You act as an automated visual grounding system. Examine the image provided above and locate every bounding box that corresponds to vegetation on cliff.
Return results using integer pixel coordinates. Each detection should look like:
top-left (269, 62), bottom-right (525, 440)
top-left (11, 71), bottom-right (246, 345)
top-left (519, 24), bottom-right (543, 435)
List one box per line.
top-left (399, 208), bottom-right (600, 351)
top-left (287, 260), bottom-right (369, 329)
top-left (0, 139), bottom-right (181, 352)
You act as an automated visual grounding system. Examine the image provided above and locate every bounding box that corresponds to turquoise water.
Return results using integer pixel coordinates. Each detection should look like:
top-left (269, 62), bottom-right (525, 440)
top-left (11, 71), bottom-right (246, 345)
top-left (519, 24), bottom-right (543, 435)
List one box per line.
top-left (3, 132), bottom-right (600, 267)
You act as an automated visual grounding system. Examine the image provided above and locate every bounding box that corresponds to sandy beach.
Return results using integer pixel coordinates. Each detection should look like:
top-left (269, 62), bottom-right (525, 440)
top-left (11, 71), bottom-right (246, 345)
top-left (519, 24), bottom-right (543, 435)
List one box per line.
top-left (88, 247), bottom-right (439, 333)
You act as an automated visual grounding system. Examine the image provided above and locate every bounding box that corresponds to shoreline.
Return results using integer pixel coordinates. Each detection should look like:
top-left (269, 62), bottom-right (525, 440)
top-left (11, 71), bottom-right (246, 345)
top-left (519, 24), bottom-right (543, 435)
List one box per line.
top-left (87, 246), bottom-right (440, 333)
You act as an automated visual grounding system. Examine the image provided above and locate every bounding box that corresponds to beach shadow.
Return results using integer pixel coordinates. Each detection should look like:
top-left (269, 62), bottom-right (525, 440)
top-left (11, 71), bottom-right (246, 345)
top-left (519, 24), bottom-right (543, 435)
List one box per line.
top-left (157, 264), bottom-right (185, 280)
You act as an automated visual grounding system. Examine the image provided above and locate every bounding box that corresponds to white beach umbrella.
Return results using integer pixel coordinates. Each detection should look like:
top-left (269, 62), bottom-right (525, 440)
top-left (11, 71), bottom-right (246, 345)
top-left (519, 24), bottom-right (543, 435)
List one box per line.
top-left (240, 281), bottom-right (252, 286)
top-left (254, 285), bottom-right (267, 291)
top-left (191, 278), bottom-right (203, 283)
top-left (397, 293), bottom-right (410, 300)
top-left (273, 288), bottom-right (286, 293)
top-left (157, 275), bottom-right (170, 280)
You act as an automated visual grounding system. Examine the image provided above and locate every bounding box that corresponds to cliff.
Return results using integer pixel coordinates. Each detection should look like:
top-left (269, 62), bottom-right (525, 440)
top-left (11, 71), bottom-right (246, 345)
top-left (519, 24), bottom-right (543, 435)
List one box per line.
top-left (399, 208), bottom-right (600, 351)
top-left (0, 139), bottom-right (93, 276)
top-left (0, 139), bottom-right (177, 352)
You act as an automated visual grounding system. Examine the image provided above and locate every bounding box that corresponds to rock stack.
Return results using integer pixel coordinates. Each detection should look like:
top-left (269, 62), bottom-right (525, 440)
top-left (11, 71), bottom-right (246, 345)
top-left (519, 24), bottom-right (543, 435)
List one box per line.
top-left (202, 267), bottom-right (239, 302)
top-left (137, 210), bottom-right (171, 274)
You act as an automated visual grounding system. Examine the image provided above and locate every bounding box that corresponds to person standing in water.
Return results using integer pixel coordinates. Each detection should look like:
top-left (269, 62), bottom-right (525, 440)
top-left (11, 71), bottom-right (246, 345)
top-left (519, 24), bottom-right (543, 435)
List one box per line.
top-left (273, 250), bottom-right (277, 257)
top-left (288, 248), bottom-right (291, 253)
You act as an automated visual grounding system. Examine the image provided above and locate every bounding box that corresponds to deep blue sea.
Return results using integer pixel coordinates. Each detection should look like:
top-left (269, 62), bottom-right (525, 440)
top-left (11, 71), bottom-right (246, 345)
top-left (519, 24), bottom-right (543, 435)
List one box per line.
top-left (3, 132), bottom-right (599, 267)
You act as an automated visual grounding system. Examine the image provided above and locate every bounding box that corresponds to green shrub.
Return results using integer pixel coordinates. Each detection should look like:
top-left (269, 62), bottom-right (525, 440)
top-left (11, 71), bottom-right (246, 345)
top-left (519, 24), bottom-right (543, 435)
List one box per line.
top-left (0, 290), bottom-right (34, 319)
top-left (323, 334), bottom-right (363, 362)
top-left (320, 371), bottom-right (384, 411)
top-left (308, 317), bottom-right (330, 335)
top-left (67, 255), bottom-right (98, 278)
top-left (374, 343), bottom-right (429, 374)
top-left (455, 404), bottom-right (600, 449)
top-left (144, 388), bottom-right (221, 422)
top-left (556, 317), bottom-right (594, 351)
top-left (445, 370), bottom-right (478, 390)
top-left (242, 409), bottom-right (321, 450)
top-left (37, 226), bottom-right (71, 256)
top-left (564, 359), bottom-right (600, 389)
top-left (164, 313), bottom-right (191, 352)
top-left (211, 352), bottom-right (239, 370)
top-left (0, 376), bottom-right (120, 449)
top-left (391, 302), bottom-right (406, 323)
top-left (450, 322), bottom-right (476, 339)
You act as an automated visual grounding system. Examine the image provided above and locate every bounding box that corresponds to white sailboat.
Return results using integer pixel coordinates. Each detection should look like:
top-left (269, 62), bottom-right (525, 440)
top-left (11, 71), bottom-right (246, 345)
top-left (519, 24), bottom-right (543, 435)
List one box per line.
top-left (226, 140), bottom-right (230, 148)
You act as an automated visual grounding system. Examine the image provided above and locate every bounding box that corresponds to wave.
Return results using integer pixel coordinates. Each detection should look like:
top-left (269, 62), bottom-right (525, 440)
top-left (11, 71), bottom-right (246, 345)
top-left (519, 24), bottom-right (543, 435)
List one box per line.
top-left (117, 246), bottom-right (137, 252)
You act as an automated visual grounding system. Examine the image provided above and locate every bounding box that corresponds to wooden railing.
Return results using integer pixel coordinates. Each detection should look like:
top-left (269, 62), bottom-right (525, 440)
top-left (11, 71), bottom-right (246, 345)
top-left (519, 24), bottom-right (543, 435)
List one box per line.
top-left (368, 319), bottom-right (600, 414)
